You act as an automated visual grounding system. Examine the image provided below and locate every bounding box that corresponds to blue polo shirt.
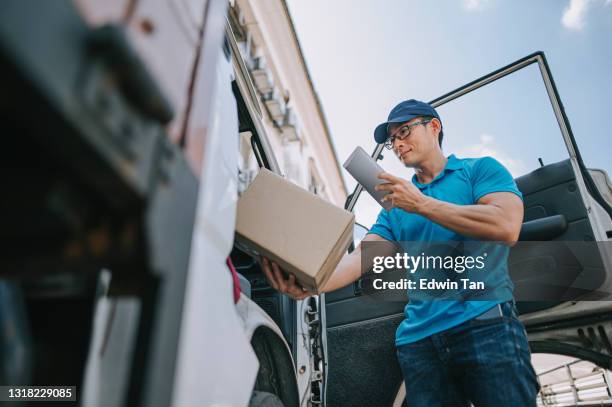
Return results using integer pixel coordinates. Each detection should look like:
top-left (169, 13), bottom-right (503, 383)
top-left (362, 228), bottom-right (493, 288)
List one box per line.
top-left (368, 154), bottom-right (522, 346)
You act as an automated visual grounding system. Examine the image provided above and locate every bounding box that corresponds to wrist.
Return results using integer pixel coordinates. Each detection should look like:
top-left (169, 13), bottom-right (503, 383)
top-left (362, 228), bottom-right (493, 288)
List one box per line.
top-left (416, 195), bottom-right (436, 216)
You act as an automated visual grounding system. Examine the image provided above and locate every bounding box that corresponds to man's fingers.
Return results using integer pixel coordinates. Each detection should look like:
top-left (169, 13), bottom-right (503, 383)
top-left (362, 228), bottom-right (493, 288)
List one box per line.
top-left (271, 262), bottom-right (288, 292)
top-left (282, 270), bottom-right (313, 300)
top-left (260, 257), bottom-right (279, 290)
top-left (287, 274), bottom-right (302, 294)
top-left (381, 192), bottom-right (395, 203)
top-left (261, 258), bottom-right (314, 300)
top-left (375, 182), bottom-right (393, 192)
top-left (287, 275), bottom-right (308, 298)
top-left (290, 284), bottom-right (311, 300)
top-left (378, 172), bottom-right (400, 183)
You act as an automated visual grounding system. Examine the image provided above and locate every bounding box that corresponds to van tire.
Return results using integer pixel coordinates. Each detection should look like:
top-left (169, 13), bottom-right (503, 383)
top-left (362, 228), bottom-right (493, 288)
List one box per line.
top-left (249, 391), bottom-right (284, 407)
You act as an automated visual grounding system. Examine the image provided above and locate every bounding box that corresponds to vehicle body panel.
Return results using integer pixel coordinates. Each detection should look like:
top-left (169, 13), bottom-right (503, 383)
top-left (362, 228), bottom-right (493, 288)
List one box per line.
top-left (171, 43), bottom-right (260, 407)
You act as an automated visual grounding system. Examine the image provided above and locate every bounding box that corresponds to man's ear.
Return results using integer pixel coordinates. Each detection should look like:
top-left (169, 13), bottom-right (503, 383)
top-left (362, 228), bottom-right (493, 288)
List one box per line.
top-left (428, 118), bottom-right (441, 144)
top-left (430, 118), bottom-right (442, 136)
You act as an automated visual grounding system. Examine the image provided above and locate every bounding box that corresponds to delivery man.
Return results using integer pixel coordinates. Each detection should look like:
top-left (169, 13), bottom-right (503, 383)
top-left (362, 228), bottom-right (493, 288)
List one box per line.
top-left (261, 99), bottom-right (540, 406)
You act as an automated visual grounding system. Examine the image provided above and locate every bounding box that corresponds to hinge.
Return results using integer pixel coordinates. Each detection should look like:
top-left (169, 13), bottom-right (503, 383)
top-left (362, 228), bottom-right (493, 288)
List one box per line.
top-left (305, 297), bottom-right (324, 405)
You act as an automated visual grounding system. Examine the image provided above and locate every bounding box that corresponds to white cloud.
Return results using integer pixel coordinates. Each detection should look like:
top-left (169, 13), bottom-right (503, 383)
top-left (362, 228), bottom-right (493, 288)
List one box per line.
top-left (455, 134), bottom-right (527, 177)
top-left (561, 0), bottom-right (610, 30)
top-left (462, 0), bottom-right (608, 30)
top-left (562, 0), bottom-right (591, 30)
top-left (463, 0), bottom-right (489, 11)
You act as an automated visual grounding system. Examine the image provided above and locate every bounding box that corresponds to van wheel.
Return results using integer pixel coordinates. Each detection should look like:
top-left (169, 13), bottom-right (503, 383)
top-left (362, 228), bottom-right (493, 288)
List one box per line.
top-left (249, 391), bottom-right (285, 407)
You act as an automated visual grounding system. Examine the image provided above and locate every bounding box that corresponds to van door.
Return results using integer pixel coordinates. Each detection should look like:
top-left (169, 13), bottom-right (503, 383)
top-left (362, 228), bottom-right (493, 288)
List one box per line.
top-left (321, 52), bottom-right (612, 406)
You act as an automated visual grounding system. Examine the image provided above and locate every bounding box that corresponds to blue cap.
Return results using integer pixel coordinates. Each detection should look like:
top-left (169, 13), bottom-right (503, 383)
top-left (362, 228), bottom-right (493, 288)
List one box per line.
top-left (373, 99), bottom-right (442, 144)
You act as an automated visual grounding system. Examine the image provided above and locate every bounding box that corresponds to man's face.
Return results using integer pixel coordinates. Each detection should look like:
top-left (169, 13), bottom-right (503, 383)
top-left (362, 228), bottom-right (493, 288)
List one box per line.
top-left (387, 116), bottom-right (438, 167)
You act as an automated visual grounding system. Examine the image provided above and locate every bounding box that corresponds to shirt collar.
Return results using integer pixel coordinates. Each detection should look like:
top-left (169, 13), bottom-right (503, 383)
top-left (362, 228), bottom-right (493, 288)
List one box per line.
top-left (445, 154), bottom-right (462, 170)
top-left (412, 154), bottom-right (462, 189)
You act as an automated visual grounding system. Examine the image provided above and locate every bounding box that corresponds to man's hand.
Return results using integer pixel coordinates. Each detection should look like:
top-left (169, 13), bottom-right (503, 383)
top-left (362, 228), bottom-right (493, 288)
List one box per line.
top-left (259, 256), bottom-right (314, 300)
top-left (375, 172), bottom-right (429, 213)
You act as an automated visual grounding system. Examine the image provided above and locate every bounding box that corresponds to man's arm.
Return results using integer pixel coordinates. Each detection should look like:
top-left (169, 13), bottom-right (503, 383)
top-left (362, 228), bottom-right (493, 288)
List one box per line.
top-left (418, 192), bottom-right (524, 244)
top-left (260, 233), bottom-right (391, 299)
top-left (376, 173), bottom-right (523, 245)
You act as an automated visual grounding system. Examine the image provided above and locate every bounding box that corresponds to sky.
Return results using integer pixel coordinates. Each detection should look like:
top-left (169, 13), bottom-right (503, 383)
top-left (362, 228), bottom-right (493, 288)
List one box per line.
top-left (286, 0), bottom-right (612, 226)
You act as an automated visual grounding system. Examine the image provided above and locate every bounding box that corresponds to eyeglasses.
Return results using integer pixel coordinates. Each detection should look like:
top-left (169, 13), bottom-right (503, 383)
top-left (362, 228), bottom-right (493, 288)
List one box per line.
top-left (383, 118), bottom-right (432, 150)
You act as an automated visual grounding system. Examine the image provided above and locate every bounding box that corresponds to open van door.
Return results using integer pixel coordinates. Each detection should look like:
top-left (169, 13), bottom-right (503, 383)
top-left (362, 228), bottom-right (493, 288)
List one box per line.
top-left (321, 52), bottom-right (612, 406)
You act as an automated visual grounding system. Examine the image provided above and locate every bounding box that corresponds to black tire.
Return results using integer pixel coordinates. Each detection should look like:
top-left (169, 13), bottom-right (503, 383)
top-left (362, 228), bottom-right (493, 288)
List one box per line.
top-left (249, 391), bottom-right (285, 407)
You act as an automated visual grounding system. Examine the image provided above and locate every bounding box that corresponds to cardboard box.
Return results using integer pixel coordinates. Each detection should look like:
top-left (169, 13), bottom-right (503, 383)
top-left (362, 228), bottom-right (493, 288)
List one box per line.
top-left (235, 168), bottom-right (355, 293)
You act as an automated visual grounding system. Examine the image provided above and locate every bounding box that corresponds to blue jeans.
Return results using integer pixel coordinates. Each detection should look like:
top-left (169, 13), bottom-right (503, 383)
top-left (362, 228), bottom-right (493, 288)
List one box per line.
top-left (396, 301), bottom-right (540, 407)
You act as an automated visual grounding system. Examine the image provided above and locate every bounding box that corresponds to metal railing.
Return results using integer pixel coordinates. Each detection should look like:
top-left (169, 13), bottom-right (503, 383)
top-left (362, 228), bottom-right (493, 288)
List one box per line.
top-left (537, 359), bottom-right (612, 406)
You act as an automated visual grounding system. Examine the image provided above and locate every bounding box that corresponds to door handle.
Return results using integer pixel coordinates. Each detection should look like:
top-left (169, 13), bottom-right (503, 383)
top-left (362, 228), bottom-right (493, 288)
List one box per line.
top-left (519, 214), bottom-right (568, 241)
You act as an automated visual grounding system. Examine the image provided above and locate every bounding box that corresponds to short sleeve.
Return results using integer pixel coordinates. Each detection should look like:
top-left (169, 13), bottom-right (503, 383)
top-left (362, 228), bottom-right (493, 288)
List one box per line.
top-left (471, 156), bottom-right (523, 202)
top-left (367, 208), bottom-right (395, 241)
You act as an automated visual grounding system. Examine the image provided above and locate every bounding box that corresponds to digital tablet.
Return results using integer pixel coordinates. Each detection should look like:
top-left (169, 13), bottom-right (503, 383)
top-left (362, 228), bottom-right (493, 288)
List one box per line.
top-left (343, 146), bottom-right (392, 210)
